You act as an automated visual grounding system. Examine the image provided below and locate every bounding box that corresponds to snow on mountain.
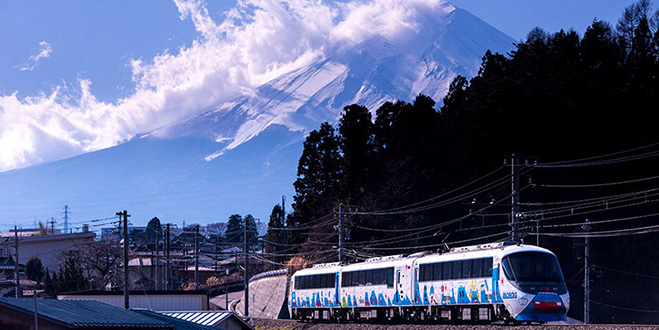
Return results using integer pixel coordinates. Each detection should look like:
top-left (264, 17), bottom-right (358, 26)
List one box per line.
top-left (0, 3), bottom-right (515, 227)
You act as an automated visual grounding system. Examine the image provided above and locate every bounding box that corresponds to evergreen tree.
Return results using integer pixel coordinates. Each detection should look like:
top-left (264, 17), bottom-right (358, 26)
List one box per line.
top-left (225, 214), bottom-right (243, 245)
top-left (244, 214), bottom-right (258, 248)
top-left (25, 256), bottom-right (45, 282)
top-left (290, 122), bottom-right (344, 248)
top-left (339, 104), bottom-right (374, 201)
top-left (145, 217), bottom-right (162, 244)
top-left (265, 204), bottom-right (285, 267)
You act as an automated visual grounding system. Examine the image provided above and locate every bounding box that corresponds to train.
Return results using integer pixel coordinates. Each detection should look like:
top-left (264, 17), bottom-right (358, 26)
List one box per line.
top-left (288, 241), bottom-right (569, 324)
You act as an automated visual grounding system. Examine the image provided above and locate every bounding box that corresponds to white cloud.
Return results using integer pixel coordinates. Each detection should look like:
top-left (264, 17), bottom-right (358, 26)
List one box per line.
top-left (17, 41), bottom-right (53, 71)
top-left (0, 0), bottom-right (448, 172)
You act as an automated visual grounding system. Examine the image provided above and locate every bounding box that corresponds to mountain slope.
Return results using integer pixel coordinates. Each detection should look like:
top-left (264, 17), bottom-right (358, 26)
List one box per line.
top-left (0, 3), bottom-right (515, 228)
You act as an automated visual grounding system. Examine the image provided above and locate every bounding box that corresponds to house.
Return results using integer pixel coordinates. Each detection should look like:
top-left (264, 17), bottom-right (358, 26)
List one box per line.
top-left (0, 231), bottom-right (96, 271)
top-left (58, 290), bottom-right (209, 311)
top-left (0, 297), bottom-right (173, 330)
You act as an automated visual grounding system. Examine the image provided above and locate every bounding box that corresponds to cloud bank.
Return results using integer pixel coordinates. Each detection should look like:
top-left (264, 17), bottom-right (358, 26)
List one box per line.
top-left (0, 0), bottom-right (445, 172)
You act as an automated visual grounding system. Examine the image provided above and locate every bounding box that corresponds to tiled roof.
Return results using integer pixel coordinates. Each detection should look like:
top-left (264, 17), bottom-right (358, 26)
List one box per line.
top-left (161, 311), bottom-right (238, 327)
top-left (0, 298), bottom-right (172, 329)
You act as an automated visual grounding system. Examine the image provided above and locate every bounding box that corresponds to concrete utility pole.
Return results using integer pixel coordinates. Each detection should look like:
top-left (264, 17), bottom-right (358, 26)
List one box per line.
top-left (511, 154), bottom-right (520, 242)
top-left (165, 224), bottom-right (170, 290)
top-left (244, 217), bottom-right (250, 317)
top-left (14, 226), bottom-right (19, 298)
top-left (583, 218), bottom-right (591, 324)
top-left (155, 228), bottom-right (160, 290)
top-left (338, 204), bottom-right (345, 264)
top-left (34, 291), bottom-right (38, 330)
top-left (116, 210), bottom-right (130, 309)
top-left (194, 225), bottom-right (199, 290)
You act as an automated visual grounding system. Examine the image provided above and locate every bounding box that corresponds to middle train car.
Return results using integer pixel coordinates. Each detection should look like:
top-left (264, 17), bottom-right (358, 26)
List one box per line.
top-left (289, 241), bottom-right (569, 323)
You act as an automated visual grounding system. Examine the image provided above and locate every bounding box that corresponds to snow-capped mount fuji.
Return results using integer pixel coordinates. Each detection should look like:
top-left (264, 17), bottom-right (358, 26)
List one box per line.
top-left (0, 3), bottom-right (515, 227)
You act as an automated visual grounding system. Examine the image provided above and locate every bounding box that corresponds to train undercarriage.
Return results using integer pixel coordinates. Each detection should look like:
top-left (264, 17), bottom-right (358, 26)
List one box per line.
top-left (292, 304), bottom-right (531, 324)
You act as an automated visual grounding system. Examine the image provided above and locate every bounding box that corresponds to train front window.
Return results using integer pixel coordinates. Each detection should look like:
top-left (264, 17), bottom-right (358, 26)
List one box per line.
top-left (502, 252), bottom-right (564, 283)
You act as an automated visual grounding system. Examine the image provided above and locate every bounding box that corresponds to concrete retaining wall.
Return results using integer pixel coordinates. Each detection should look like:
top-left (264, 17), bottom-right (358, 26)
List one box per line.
top-left (234, 270), bottom-right (290, 319)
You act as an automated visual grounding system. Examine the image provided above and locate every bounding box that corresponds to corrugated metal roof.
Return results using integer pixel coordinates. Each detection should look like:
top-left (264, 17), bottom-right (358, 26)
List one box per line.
top-left (161, 311), bottom-right (233, 327)
top-left (0, 298), bottom-right (172, 329)
top-left (136, 310), bottom-right (217, 330)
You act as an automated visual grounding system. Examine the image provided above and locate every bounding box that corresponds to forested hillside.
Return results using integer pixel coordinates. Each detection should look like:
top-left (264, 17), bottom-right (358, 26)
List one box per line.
top-left (270, 1), bottom-right (659, 324)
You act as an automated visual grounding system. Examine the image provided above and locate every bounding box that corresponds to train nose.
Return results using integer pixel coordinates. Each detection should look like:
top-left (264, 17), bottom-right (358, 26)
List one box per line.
top-left (532, 292), bottom-right (564, 313)
top-left (533, 300), bottom-right (563, 313)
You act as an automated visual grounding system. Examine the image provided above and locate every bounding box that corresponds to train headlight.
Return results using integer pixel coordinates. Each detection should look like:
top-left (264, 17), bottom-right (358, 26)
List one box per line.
top-left (519, 297), bottom-right (528, 306)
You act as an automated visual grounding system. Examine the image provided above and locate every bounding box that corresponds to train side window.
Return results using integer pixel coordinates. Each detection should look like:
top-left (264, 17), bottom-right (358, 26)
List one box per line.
top-left (352, 271), bottom-right (359, 286)
top-left (373, 269), bottom-right (382, 285)
top-left (484, 257), bottom-right (493, 277)
top-left (295, 278), bottom-right (300, 290)
top-left (442, 262), bottom-right (452, 280)
top-left (452, 260), bottom-right (463, 279)
top-left (329, 273), bottom-right (336, 287)
top-left (433, 263), bottom-right (442, 281)
top-left (423, 264), bottom-right (432, 282)
top-left (387, 268), bottom-right (394, 288)
top-left (365, 270), bottom-right (373, 285)
top-left (473, 258), bottom-right (483, 278)
top-left (463, 259), bottom-right (473, 279)
top-left (342, 272), bottom-right (348, 287)
top-left (358, 271), bottom-right (366, 285)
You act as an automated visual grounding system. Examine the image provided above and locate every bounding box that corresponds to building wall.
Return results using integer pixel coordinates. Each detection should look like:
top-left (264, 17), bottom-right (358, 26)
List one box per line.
top-left (0, 233), bottom-right (96, 271)
top-left (0, 305), bottom-right (68, 330)
top-left (59, 293), bottom-right (208, 311)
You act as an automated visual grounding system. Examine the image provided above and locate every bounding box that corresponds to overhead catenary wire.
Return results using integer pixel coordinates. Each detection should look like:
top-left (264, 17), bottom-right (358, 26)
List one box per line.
top-left (534, 141), bottom-right (659, 167)
top-left (360, 165), bottom-right (507, 214)
top-left (539, 223), bottom-right (659, 238)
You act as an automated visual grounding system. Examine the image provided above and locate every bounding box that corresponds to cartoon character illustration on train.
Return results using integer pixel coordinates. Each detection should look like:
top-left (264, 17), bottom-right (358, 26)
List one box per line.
top-left (289, 241), bottom-right (569, 324)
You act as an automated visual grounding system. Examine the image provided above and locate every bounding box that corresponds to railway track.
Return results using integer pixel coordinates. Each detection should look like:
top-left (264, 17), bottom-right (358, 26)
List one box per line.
top-left (252, 318), bottom-right (659, 330)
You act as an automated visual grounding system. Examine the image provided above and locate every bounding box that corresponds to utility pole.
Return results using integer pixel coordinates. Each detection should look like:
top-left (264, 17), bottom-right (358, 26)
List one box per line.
top-left (244, 217), bottom-right (250, 317)
top-left (49, 218), bottom-right (56, 235)
top-left (194, 225), bottom-right (199, 290)
top-left (583, 218), bottom-right (591, 324)
top-left (63, 205), bottom-right (70, 233)
top-left (338, 204), bottom-right (345, 264)
top-left (116, 210), bottom-right (130, 309)
top-left (155, 228), bottom-right (160, 290)
top-left (165, 224), bottom-right (170, 290)
top-left (14, 226), bottom-right (19, 298)
top-left (533, 219), bottom-right (540, 246)
top-left (511, 154), bottom-right (520, 242)
top-left (34, 290), bottom-right (38, 330)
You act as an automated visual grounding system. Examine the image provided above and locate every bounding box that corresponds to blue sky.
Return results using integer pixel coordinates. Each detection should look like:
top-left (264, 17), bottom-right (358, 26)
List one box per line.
top-left (0, 0), bottom-right (640, 173)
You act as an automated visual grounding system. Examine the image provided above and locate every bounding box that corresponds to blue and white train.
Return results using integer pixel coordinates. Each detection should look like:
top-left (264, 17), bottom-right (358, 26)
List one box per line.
top-left (289, 241), bottom-right (569, 323)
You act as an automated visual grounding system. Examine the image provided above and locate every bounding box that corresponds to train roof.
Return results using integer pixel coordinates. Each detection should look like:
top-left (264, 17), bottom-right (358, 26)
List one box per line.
top-left (292, 242), bottom-right (559, 276)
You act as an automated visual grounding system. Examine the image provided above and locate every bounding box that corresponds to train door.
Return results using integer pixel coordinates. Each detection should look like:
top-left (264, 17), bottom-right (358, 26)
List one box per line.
top-left (413, 266), bottom-right (419, 306)
top-left (395, 265), bottom-right (413, 305)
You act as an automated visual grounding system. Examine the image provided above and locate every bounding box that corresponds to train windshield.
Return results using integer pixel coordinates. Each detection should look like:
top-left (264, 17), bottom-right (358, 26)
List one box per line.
top-left (502, 252), bottom-right (564, 283)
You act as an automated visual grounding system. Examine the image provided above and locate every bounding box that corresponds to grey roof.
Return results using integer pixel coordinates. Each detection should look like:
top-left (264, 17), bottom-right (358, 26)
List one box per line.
top-left (135, 310), bottom-right (217, 330)
top-left (0, 298), bottom-right (173, 329)
top-left (161, 311), bottom-right (249, 328)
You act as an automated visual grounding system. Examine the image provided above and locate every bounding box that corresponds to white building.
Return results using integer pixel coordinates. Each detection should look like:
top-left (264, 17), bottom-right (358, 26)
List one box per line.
top-left (0, 231), bottom-right (96, 271)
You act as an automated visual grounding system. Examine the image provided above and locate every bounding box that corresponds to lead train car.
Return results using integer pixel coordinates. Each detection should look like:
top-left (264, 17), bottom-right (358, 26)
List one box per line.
top-left (289, 242), bottom-right (569, 323)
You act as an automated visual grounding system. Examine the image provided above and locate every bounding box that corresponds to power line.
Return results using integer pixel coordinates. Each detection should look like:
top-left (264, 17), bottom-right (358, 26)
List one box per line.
top-left (536, 173), bottom-right (659, 188)
top-left (534, 141), bottom-right (659, 167)
top-left (539, 223), bottom-right (659, 238)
